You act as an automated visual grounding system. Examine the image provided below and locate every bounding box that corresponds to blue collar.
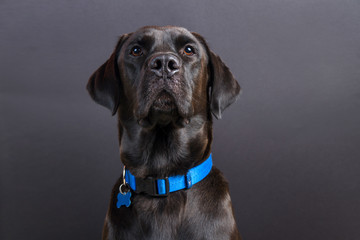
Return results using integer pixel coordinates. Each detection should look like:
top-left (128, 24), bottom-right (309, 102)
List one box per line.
top-left (124, 154), bottom-right (213, 196)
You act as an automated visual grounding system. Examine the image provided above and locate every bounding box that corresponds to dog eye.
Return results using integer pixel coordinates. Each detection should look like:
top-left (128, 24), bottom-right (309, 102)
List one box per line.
top-left (131, 46), bottom-right (143, 56)
top-left (183, 45), bottom-right (195, 56)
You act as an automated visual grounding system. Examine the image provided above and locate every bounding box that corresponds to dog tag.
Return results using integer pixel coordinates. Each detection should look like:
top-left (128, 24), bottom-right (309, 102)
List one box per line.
top-left (116, 184), bottom-right (132, 208)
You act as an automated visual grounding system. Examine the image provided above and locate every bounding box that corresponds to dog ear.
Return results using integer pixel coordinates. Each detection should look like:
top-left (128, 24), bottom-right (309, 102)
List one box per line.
top-left (208, 51), bottom-right (241, 119)
top-left (193, 33), bottom-right (241, 119)
top-left (86, 34), bottom-right (130, 115)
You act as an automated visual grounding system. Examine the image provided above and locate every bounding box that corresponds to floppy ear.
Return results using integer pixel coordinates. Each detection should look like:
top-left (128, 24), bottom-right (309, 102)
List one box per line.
top-left (86, 34), bottom-right (130, 115)
top-left (208, 51), bottom-right (241, 119)
top-left (193, 32), bottom-right (241, 119)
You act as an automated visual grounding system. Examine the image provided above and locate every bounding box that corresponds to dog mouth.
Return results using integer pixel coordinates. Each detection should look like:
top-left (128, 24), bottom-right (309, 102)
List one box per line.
top-left (151, 90), bottom-right (177, 113)
top-left (136, 90), bottom-right (191, 128)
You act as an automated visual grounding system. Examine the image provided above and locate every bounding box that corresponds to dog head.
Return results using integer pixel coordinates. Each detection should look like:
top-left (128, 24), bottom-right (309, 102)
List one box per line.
top-left (87, 26), bottom-right (240, 128)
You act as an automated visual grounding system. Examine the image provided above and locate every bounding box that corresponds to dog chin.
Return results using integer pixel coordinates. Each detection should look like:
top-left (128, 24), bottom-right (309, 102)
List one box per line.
top-left (137, 106), bottom-right (191, 129)
top-left (136, 91), bottom-right (192, 129)
top-left (137, 107), bottom-right (191, 128)
top-left (137, 115), bottom-right (191, 129)
top-left (151, 91), bottom-right (177, 112)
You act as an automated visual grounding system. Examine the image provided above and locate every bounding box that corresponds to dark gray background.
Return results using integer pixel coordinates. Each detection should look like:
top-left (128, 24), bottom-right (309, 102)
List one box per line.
top-left (1, 0), bottom-right (359, 239)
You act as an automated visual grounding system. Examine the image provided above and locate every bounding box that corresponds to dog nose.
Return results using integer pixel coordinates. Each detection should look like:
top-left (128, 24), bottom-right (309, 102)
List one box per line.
top-left (149, 54), bottom-right (180, 77)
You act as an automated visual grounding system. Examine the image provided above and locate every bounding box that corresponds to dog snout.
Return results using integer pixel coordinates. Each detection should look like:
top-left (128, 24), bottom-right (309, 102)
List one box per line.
top-left (149, 54), bottom-right (181, 77)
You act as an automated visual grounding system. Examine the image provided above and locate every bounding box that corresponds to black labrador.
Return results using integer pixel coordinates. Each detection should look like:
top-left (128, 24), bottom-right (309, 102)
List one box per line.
top-left (87, 26), bottom-right (241, 240)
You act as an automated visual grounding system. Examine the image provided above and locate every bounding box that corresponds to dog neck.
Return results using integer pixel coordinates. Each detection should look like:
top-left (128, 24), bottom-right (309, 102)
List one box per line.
top-left (117, 114), bottom-right (212, 179)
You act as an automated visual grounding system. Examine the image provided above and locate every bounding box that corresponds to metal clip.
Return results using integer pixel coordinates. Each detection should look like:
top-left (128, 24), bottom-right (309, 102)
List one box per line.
top-left (119, 166), bottom-right (128, 195)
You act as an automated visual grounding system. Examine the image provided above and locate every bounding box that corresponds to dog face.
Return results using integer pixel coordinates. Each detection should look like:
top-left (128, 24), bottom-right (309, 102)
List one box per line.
top-left (87, 26), bottom-right (240, 128)
top-left (121, 26), bottom-right (209, 127)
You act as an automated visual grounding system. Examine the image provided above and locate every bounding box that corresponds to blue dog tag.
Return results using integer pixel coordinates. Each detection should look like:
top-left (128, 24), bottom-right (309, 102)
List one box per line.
top-left (116, 188), bottom-right (132, 208)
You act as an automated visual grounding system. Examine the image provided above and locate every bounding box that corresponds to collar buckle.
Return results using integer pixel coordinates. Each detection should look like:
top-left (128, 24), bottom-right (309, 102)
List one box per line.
top-left (135, 176), bottom-right (170, 197)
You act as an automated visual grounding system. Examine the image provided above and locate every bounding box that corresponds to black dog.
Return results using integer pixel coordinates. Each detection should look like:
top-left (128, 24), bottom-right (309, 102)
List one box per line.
top-left (87, 26), bottom-right (241, 240)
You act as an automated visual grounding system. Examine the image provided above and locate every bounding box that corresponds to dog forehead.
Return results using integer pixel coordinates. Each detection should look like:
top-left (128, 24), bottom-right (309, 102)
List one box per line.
top-left (139, 26), bottom-right (191, 38)
top-left (129, 26), bottom-right (198, 48)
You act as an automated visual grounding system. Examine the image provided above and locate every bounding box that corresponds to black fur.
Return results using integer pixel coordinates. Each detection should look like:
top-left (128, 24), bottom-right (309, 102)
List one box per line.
top-left (87, 26), bottom-right (241, 240)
